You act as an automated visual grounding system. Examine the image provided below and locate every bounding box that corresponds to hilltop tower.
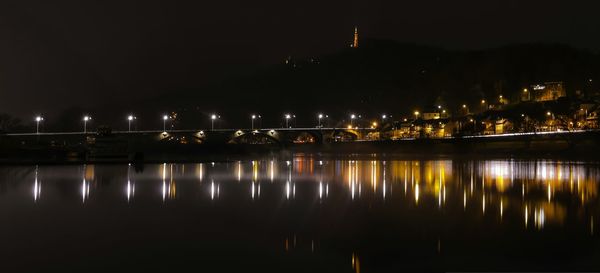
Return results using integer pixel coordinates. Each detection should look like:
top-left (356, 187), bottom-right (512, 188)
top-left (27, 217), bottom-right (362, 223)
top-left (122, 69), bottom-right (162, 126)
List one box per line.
top-left (352, 26), bottom-right (359, 48)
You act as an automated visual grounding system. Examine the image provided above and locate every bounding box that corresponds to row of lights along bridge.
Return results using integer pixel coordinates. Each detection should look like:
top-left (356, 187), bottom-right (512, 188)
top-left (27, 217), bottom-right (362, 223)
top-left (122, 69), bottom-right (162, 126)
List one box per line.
top-left (32, 113), bottom-right (391, 134)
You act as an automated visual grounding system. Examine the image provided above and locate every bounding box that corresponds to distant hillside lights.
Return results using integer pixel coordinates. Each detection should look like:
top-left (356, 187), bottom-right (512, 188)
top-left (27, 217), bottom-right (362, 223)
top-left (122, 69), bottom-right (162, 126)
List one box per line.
top-left (350, 26), bottom-right (359, 48)
top-left (521, 82), bottom-right (566, 102)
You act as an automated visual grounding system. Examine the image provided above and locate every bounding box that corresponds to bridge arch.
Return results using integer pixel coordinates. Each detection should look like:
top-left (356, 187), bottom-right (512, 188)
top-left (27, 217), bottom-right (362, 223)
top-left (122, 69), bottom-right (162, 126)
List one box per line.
top-left (330, 129), bottom-right (359, 142)
top-left (229, 131), bottom-right (281, 144)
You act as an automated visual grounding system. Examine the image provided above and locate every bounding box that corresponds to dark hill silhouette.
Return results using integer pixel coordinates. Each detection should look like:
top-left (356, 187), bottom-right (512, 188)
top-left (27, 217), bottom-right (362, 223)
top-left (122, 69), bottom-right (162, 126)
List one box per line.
top-left (29, 40), bottom-right (599, 132)
top-left (151, 40), bottom-right (599, 128)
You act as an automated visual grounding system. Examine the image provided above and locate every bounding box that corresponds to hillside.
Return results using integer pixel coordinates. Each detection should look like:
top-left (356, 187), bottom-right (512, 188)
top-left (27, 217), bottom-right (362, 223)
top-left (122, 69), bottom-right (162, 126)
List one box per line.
top-left (155, 40), bottom-right (599, 127)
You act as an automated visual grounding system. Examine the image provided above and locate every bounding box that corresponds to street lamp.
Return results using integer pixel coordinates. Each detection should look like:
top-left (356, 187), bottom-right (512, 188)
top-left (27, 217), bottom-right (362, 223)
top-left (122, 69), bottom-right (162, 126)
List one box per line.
top-left (211, 114), bottom-right (218, 130)
top-left (547, 111), bottom-right (555, 131)
top-left (251, 114), bottom-right (257, 130)
top-left (414, 111), bottom-right (420, 120)
top-left (35, 116), bottom-right (43, 134)
top-left (162, 115), bottom-right (168, 132)
top-left (318, 114), bottom-right (323, 127)
top-left (285, 114), bottom-right (291, 128)
top-left (127, 115), bottom-right (136, 132)
top-left (83, 116), bottom-right (91, 133)
top-left (350, 114), bottom-right (356, 127)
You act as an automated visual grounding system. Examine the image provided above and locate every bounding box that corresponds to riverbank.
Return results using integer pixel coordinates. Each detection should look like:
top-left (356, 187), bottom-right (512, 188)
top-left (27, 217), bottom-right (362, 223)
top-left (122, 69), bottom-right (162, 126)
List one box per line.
top-left (1, 130), bottom-right (599, 164)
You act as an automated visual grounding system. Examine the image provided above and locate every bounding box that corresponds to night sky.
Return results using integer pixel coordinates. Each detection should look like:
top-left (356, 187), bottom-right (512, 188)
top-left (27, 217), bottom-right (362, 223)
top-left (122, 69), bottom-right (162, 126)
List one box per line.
top-left (1, 0), bottom-right (599, 118)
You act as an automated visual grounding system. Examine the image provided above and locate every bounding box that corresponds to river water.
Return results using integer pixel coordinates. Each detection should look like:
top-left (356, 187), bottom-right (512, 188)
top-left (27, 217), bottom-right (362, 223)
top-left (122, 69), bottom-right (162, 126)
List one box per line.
top-left (0, 155), bottom-right (599, 272)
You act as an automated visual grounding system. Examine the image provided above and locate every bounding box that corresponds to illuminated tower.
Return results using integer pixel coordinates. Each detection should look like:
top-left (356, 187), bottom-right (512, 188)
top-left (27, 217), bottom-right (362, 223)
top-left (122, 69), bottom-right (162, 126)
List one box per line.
top-left (352, 26), bottom-right (359, 48)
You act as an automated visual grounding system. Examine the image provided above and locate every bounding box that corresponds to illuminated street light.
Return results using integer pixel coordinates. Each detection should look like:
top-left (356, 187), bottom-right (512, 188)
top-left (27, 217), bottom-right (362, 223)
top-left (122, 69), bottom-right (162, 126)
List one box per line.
top-left (350, 114), bottom-right (356, 127)
top-left (127, 115), bottom-right (136, 132)
top-left (318, 114), bottom-right (323, 128)
top-left (83, 115), bottom-right (91, 133)
top-left (35, 116), bottom-right (43, 134)
top-left (162, 115), bottom-right (168, 132)
top-left (414, 111), bottom-right (420, 120)
top-left (251, 114), bottom-right (256, 130)
top-left (285, 114), bottom-right (291, 128)
top-left (211, 114), bottom-right (218, 131)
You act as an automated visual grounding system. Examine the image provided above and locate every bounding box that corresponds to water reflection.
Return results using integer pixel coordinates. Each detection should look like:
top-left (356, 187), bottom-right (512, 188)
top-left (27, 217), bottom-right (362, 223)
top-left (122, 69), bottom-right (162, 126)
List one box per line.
top-left (1, 157), bottom-right (599, 271)
top-left (14, 158), bottom-right (597, 232)
top-left (33, 165), bottom-right (41, 202)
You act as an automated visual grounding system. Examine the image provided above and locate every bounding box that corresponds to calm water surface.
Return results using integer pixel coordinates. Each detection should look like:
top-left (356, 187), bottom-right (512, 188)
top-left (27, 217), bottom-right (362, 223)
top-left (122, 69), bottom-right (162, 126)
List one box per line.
top-left (0, 155), bottom-right (599, 272)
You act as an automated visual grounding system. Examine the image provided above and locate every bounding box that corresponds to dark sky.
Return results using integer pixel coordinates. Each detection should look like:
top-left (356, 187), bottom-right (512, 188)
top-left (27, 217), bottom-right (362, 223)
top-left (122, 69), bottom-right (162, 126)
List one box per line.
top-left (1, 0), bottom-right (599, 118)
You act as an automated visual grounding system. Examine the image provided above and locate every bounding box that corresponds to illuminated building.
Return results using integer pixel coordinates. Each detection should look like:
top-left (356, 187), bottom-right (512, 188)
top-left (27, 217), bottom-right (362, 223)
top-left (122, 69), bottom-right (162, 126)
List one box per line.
top-left (351, 26), bottom-right (359, 48)
top-left (530, 82), bottom-right (566, 101)
top-left (422, 112), bottom-right (441, 120)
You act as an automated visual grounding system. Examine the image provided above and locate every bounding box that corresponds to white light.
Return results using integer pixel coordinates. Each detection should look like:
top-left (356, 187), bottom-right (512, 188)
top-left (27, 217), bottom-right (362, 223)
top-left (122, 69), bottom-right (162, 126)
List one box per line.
top-left (211, 114), bottom-right (217, 120)
top-left (252, 115), bottom-right (256, 119)
top-left (318, 114), bottom-right (323, 118)
top-left (351, 114), bottom-right (356, 119)
top-left (83, 116), bottom-right (91, 121)
top-left (382, 114), bottom-right (387, 119)
top-left (285, 114), bottom-right (291, 119)
top-left (163, 115), bottom-right (168, 120)
top-left (128, 115), bottom-right (134, 121)
top-left (35, 116), bottom-right (43, 122)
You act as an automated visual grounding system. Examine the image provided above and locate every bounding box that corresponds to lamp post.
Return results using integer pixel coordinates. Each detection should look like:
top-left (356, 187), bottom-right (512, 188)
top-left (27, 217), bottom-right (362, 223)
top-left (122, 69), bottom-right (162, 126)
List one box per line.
top-left (413, 111), bottom-right (420, 120)
top-left (162, 115), bottom-right (168, 132)
top-left (211, 114), bottom-right (218, 131)
top-left (547, 111), bottom-right (555, 131)
top-left (35, 116), bottom-right (43, 134)
top-left (251, 115), bottom-right (256, 130)
top-left (350, 114), bottom-right (356, 127)
top-left (285, 114), bottom-right (291, 128)
top-left (83, 116), bottom-right (91, 133)
top-left (127, 115), bottom-right (135, 132)
top-left (318, 114), bottom-right (323, 128)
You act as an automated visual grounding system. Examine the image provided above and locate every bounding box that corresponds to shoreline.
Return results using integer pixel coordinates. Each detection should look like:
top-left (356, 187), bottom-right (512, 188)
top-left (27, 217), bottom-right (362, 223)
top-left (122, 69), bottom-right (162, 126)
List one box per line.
top-left (2, 130), bottom-right (599, 164)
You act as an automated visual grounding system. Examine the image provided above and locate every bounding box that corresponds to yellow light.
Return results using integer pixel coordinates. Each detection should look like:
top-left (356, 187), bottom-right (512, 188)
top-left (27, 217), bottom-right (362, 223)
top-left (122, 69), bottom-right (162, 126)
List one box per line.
top-left (372, 122), bottom-right (377, 127)
top-left (547, 111), bottom-right (551, 116)
top-left (481, 100), bottom-right (486, 104)
top-left (347, 125), bottom-right (352, 129)
top-left (462, 104), bottom-right (466, 108)
top-left (414, 111), bottom-right (419, 115)
top-left (523, 88), bottom-right (528, 92)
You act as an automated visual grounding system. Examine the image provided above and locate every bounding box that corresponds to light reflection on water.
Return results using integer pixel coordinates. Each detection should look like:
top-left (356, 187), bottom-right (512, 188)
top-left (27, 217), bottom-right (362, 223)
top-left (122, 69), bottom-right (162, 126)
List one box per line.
top-left (11, 158), bottom-right (600, 230)
top-left (0, 156), bottom-right (599, 271)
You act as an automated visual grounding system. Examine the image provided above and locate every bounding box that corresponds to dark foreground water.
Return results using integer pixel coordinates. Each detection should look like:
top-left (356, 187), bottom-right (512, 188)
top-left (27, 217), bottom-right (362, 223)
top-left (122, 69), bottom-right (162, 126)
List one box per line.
top-left (0, 155), bottom-right (599, 272)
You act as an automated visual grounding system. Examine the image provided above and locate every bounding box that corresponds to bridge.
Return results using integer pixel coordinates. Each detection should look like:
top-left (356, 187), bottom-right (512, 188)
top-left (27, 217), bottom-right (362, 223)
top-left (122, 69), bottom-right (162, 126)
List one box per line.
top-left (2, 127), bottom-right (376, 145)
